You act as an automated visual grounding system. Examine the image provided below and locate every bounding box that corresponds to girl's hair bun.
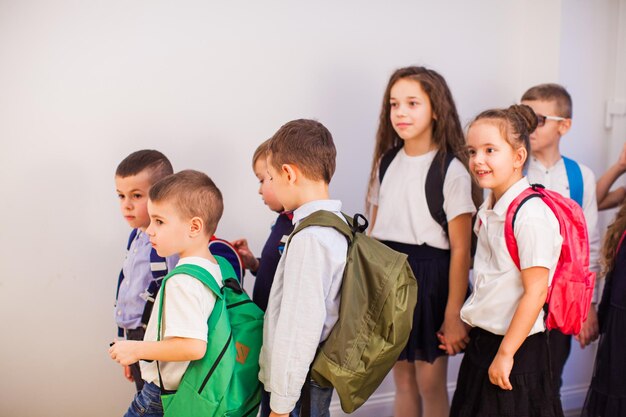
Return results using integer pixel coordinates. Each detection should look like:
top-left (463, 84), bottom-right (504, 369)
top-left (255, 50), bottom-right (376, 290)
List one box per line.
top-left (507, 104), bottom-right (538, 136)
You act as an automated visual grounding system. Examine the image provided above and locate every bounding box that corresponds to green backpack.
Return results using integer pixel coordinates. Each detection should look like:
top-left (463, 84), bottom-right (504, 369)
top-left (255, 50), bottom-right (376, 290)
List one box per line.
top-left (156, 256), bottom-right (264, 417)
top-left (289, 210), bottom-right (418, 413)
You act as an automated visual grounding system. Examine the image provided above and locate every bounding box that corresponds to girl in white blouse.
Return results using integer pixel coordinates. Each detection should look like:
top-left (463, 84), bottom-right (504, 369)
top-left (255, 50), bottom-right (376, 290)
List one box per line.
top-left (366, 66), bottom-right (477, 417)
top-left (450, 105), bottom-right (564, 417)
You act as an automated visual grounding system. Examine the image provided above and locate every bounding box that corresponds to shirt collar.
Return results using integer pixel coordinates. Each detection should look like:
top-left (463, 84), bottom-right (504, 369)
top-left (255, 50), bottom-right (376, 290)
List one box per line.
top-left (530, 157), bottom-right (564, 172)
top-left (135, 229), bottom-right (150, 244)
top-left (292, 200), bottom-right (342, 226)
top-left (487, 177), bottom-right (531, 217)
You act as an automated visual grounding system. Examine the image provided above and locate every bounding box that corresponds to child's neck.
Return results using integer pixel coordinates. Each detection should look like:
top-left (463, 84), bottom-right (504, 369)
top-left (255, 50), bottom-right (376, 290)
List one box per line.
top-left (403, 135), bottom-right (436, 156)
top-left (294, 181), bottom-right (330, 208)
top-left (179, 241), bottom-right (216, 262)
top-left (492, 172), bottom-right (524, 204)
top-left (532, 145), bottom-right (561, 168)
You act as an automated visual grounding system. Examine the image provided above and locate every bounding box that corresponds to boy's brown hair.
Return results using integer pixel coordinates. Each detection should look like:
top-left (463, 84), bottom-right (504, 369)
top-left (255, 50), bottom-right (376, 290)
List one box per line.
top-left (521, 83), bottom-right (573, 118)
top-left (149, 170), bottom-right (223, 237)
top-left (116, 149), bottom-right (174, 184)
top-left (252, 139), bottom-right (271, 168)
top-left (268, 119), bottom-right (336, 184)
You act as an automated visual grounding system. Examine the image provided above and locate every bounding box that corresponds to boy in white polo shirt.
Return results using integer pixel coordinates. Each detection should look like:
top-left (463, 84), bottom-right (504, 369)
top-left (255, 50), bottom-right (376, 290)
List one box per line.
top-left (259, 119), bottom-right (348, 417)
top-left (109, 170), bottom-right (224, 417)
top-left (521, 84), bottom-right (601, 391)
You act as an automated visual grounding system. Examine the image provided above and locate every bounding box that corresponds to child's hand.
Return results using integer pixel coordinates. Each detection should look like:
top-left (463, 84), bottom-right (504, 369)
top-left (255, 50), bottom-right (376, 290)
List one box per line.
top-left (269, 412), bottom-right (289, 417)
top-left (109, 340), bottom-right (141, 366)
top-left (575, 305), bottom-right (599, 348)
top-left (232, 239), bottom-right (259, 271)
top-left (488, 352), bottom-right (514, 390)
top-left (439, 317), bottom-right (470, 355)
top-left (123, 365), bottom-right (134, 382)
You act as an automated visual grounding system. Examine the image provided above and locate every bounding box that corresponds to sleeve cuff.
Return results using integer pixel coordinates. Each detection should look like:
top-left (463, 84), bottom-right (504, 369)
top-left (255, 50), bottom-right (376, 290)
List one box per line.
top-left (250, 258), bottom-right (260, 277)
top-left (269, 392), bottom-right (300, 414)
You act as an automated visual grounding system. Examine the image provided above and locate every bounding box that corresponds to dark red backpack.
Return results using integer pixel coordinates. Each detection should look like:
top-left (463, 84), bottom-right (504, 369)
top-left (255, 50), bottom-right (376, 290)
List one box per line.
top-left (504, 184), bottom-right (596, 335)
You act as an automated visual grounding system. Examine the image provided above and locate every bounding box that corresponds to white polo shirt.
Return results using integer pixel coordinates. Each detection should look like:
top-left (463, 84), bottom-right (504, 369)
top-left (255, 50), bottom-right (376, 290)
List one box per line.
top-left (461, 177), bottom-right (563, 336)
top-left (140, 257), bottom-right (221, 390)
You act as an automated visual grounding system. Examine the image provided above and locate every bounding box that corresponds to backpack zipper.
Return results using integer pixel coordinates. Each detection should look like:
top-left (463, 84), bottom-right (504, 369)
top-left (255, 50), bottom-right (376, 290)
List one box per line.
top-left (227, 299), bottom-right (254, 309)
top-left (198, 331), bottom-right (233, 393)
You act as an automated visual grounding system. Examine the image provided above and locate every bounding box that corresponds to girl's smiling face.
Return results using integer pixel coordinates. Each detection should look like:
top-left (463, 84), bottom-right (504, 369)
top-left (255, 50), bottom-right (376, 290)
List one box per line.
top-left (467, 120), bottom-right (526, 201)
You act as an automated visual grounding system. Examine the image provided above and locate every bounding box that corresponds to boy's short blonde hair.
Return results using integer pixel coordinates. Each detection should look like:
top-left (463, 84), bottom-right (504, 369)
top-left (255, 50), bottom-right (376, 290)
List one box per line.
top-left (521, 83), bottom-right (573, 118)
top-left (115, 149), bottom-right (173, 184)
top-left (268, 119), bottom-right (336, 184)
top-left (252, 139), bottom-right (271, 168)
top-left (149, 170), bottom-right (223, 236)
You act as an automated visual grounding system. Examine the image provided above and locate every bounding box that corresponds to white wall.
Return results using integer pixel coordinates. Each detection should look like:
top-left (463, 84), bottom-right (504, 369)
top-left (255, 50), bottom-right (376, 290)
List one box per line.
top-left (0, 1), bottom-right (619, 416)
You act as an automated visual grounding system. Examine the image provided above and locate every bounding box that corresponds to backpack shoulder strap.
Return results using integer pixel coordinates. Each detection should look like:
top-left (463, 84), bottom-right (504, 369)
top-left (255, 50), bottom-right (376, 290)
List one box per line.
top-left (116, 229), bottom-right (139, 299)
top-left (288, 210), bottom-right (358, 248)
top-left (214, 254), bottom-right (238, 282)
top-left (425, 151), bottom-right (455, 235)
top-left (563, 156), bottom-right (584, 207)
top-left (156, 264), bottom-right (223, 345)
top-left (138, 246), bottom-right (168, 326)
top-left (116, 229), bottom-right (140, 337)
top-left (378, 146), bottom-right (403, 183)
top-left (504, 186), bottom-right (544, 270)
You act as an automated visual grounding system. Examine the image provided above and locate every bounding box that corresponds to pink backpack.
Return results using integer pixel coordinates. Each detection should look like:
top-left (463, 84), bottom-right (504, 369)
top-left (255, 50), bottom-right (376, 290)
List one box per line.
top-left (504, 184), bottom-right (596, 335)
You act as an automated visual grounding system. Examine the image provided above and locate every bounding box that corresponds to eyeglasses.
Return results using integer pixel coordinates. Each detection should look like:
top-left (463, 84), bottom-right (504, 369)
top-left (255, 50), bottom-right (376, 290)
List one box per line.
top-left (536, 114), bottom-right (566, 127)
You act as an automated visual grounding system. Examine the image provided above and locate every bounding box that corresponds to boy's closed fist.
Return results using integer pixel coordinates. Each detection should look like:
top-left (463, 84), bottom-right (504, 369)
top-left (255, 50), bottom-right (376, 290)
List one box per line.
top-left (109, 340), bottom-right (140, 366)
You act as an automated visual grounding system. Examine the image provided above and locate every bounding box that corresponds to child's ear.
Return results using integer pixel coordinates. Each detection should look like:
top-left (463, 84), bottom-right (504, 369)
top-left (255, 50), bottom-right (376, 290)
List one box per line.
top-left (514, 146), bottom-right (528, 171)
top-left (558, 118), bottom-right (572, 136)
top-left (189, 216), bottom-right (204, 237)
top-left (281, 164), bottom-right (297, 184)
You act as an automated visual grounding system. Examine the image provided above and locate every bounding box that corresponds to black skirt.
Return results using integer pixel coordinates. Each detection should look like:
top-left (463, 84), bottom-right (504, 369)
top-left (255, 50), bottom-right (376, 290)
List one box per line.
top-left (581, 238), bottom-right (626, 417)
top-left (450, 328), bottom-right (564, 417)
top-left (380, 240), bottom-right (450, 363)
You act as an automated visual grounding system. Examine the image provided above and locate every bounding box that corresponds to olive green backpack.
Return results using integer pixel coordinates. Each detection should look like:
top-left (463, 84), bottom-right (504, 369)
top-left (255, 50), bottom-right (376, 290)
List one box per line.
top-left (290, 210), bottom-right (418, 413)
top-left (156, 256), bottom-right (263, 417)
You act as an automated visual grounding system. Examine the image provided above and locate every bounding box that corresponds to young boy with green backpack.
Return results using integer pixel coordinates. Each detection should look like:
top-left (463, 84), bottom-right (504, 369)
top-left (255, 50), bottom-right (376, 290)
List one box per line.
top-left (109, 169), bottom-right (263, 417)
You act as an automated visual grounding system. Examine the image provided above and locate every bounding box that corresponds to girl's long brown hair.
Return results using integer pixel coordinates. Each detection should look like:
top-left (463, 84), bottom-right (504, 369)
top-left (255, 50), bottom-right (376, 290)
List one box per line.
top-left (366, 66), bottom-right (478, 213)
top-left (602, 202), bottom-right (626, 274)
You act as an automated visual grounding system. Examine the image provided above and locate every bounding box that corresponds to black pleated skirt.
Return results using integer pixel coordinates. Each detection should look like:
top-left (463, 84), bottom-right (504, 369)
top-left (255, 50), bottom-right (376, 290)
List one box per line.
top-left (380, 240), bottom-right (450, 364)
top-left (450, 328), bottom-right (564, 417)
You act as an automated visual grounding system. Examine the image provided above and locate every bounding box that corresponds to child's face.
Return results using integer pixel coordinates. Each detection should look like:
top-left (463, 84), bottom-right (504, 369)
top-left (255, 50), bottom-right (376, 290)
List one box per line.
top-left (467, 120), bottom-right (525, 200)
top-left (145, 199), bottom-right (191, 258)
top-left (521, 99), bottom-right (571, 156)
top-left (115, 170), bottom-right (152, 230)
top-left (253, 158), bottom-right (284, 212)
top-left (389, 78), bottom-right (435, 144)
top-left (265, 154), bottom-right (295, 211)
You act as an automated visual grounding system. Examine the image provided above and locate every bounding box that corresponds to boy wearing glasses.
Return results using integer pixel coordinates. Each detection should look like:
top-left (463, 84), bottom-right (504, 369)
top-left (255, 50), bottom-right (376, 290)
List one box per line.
top-left (521, 83), bottom-right (601, 394)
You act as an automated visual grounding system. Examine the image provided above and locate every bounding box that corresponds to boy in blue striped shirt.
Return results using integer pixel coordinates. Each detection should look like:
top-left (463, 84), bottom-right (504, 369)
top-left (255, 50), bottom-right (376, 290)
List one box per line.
top-left (114, 150), bottom-right (178, 391)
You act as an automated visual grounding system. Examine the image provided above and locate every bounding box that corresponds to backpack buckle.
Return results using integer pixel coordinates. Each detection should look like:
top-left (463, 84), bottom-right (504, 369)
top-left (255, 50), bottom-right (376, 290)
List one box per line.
top-left (139, 291), bottom-right (155, 303)
top-left (223, 278), bottom-right (243, 294)
top-left (352, 213), bottom-right (369, 234)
